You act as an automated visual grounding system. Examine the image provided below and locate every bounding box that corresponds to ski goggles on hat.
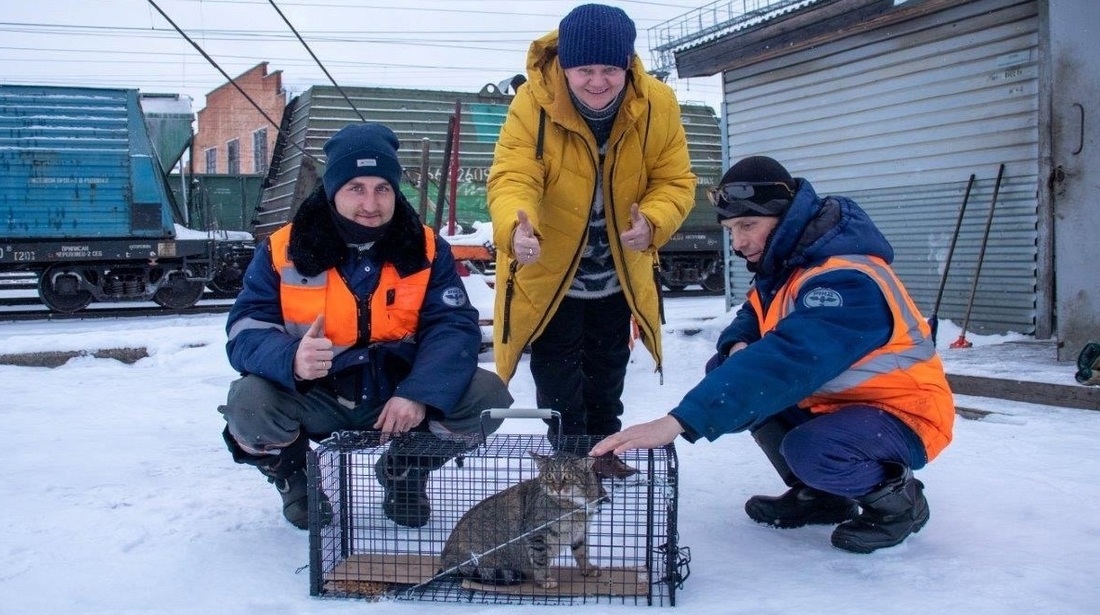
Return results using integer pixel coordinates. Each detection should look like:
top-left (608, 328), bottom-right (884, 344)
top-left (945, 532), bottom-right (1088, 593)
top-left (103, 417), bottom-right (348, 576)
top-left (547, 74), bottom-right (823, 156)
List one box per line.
top-left (707, 182), bottom-right (794, 218)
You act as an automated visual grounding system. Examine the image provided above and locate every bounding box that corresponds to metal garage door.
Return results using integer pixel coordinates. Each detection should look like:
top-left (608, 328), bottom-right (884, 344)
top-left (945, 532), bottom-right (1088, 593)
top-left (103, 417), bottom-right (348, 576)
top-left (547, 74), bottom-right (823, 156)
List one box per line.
top-left (721, 0), bottom-right (1039, 335)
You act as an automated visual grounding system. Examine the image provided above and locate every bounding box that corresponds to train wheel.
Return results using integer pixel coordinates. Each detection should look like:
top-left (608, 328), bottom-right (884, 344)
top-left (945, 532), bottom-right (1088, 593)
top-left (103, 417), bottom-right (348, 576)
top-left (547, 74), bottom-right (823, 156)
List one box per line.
top-left (39, 265), bottom-right (93, 313)
top-left (153, 272), bottom-right (206, 310)
top-left (208, 267), bottom-right (243, 296)
top-left (701, 273), bottom-right (726, 294)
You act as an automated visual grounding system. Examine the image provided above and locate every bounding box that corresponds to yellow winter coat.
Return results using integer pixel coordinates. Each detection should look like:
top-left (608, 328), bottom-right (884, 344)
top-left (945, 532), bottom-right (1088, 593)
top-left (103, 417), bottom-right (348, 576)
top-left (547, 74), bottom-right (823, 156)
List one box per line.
top-left (488, 31), bottom-right (697, 383)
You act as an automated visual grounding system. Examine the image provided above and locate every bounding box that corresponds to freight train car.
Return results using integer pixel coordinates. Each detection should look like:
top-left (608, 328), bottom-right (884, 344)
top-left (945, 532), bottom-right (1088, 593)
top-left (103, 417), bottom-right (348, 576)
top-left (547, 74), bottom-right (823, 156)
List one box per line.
top-left (253, 83), bottom-right (724, 290)
top-left (0, 84), bottom-right (254, 312)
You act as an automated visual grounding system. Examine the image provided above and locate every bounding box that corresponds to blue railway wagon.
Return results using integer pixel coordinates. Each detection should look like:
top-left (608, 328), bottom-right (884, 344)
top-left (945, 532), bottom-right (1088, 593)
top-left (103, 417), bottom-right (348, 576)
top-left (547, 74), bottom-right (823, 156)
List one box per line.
top-left (0, 84), bottom-right (252, 312)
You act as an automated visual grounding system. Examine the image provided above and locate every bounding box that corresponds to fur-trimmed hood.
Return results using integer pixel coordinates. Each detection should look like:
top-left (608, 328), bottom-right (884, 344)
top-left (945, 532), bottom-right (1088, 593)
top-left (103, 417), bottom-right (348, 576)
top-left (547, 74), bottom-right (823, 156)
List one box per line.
top-left (287, 184), bottom-right (428, 277)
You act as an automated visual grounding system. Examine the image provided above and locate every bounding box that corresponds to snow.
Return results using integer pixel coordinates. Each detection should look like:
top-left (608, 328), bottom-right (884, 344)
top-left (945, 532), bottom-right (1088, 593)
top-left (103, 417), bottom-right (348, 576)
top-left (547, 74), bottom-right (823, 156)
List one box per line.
top-left (440, 220), bottom-right (494, 248)
top-left (173, 223), bottom-right (253, 241)
top-left (1, 295), bottom-right (1097, 614)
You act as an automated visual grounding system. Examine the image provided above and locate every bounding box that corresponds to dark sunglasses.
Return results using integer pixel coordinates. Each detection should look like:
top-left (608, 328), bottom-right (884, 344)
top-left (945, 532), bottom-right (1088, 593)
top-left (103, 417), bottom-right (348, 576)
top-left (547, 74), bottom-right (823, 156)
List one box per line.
top-left (706, 181), bottom-right (794, 206)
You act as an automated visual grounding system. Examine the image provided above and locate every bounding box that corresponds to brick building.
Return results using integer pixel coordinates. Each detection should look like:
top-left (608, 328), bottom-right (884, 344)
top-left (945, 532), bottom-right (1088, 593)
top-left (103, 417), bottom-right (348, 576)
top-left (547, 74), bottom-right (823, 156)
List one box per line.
top-left (194, 62), bottom-right (285, 175)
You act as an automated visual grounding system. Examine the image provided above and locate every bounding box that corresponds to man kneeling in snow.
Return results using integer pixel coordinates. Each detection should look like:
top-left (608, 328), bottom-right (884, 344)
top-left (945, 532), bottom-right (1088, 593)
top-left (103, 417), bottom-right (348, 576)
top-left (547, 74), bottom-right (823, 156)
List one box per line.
top-left (592, 156), bottom-right (954, 554)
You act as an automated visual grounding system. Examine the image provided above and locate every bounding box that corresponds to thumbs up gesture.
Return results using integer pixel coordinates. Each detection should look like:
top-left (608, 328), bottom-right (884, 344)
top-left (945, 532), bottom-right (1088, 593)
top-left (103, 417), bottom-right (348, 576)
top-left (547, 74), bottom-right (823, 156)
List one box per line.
top-left (293, 314), bottom-right (335, 381)
top-left (512, 210), bottom-right (541, 264)
top-left (620, 203), bottom-right (652, 252)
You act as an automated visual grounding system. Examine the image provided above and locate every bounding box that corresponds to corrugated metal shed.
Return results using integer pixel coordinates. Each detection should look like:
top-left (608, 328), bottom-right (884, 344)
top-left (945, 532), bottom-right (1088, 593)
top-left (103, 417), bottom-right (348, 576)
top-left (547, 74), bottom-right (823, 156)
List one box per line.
top-left (648, 0), bottom-right (823, 77)
top-left (694, 0), bottom-right (1044, 336)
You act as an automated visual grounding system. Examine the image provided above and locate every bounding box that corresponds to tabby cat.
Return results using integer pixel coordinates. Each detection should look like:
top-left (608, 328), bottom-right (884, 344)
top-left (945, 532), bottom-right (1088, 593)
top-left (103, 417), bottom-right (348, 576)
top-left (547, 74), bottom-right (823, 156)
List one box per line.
top-left (441, 451), bottom-right (607, 589)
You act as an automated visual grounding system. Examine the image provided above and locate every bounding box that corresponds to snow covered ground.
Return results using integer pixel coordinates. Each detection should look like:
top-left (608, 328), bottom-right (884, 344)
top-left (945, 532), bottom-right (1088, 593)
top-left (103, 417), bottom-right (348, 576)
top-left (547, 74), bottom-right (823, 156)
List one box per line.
top-left (1, 292), bottom-right (1097, 614)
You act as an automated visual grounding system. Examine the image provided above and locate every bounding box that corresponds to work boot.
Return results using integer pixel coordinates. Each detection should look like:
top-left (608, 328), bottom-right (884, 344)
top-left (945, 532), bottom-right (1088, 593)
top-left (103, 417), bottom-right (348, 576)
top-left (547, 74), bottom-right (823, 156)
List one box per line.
top-left (374, 455), bottom-right (432, 528)
top-left (269, 469), bottom-right (311, 530)
top-left (261, 465), bottom-right (334, 531)
top-left (745, 483), bottom-right (859, 529)
top-left (374, 435), bottom-right (473, 528)
top-left (831, 463), bottom-right (930, 554)
top-left (222, 427), bottom-right (333, 530)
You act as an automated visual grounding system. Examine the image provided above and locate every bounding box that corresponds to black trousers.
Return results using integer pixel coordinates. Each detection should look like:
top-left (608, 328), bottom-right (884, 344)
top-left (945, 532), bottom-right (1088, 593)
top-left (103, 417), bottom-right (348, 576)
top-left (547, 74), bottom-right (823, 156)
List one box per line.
top-left (530, 293), bottom-right (632, 439)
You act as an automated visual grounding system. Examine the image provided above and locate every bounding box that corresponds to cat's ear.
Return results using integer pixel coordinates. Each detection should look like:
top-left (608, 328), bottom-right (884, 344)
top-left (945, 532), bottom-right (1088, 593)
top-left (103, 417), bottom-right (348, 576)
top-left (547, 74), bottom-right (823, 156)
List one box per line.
top-left (529, 451), bottom-right (550, 470)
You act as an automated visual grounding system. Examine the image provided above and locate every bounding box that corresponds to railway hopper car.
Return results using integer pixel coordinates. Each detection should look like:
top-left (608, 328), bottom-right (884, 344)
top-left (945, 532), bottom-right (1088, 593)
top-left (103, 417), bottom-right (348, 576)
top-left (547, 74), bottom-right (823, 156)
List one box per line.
top-left (253, 83), bottom-right (724, 291)
top-left (0, 84), bottom-right (254, 312)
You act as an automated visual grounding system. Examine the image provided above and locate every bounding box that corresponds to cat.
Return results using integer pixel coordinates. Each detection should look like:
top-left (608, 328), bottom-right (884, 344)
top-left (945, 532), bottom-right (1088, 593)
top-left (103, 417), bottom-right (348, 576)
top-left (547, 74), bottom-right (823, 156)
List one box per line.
top-left (441, 451), bottom-right (608, 589)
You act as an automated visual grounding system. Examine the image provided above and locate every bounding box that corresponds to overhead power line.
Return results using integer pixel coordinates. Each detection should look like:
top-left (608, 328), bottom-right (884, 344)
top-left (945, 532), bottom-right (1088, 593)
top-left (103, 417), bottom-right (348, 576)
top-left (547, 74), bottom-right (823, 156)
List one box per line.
top-left (144, 0), bottom-right (321, 163)
top-left (266, 0), bottom-right (364, 121)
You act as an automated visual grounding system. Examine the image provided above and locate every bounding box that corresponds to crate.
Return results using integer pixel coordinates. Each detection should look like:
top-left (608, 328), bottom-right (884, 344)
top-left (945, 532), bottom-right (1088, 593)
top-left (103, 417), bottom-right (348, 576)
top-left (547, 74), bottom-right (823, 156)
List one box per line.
top-left (307, 429), bottom-right (688, 606)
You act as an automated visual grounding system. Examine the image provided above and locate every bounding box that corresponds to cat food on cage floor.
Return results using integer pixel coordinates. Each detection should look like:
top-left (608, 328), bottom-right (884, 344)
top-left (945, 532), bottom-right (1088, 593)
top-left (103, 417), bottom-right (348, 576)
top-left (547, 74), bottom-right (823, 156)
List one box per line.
top-left (307, 428), bottom-right (689, 606)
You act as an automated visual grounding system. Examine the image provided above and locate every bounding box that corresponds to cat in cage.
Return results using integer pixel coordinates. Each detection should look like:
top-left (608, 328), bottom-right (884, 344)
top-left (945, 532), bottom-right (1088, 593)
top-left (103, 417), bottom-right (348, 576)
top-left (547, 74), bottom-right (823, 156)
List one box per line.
top-left (441, 451), bottom-right (608, 589)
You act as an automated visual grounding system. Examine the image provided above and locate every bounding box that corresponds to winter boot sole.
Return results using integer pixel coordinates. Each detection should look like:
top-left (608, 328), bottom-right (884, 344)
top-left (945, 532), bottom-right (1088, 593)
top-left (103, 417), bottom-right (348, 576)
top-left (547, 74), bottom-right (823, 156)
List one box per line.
top-left (830, 509), bottom-right (929, 554)
top-left (745, 497), bottom-right (859, 529)
top-left (744, 484), bottom-right (860, 529)
top-left (830, 477), bottom-right (931, 554)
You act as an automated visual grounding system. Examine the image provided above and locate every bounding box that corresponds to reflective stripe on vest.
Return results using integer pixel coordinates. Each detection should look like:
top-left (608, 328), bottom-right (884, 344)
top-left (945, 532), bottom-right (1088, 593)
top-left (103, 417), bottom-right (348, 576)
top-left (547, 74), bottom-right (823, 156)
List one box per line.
top-left (747, 254), bottom-right (954, 459)
top-left (268, 224), bottom-right (437, 353)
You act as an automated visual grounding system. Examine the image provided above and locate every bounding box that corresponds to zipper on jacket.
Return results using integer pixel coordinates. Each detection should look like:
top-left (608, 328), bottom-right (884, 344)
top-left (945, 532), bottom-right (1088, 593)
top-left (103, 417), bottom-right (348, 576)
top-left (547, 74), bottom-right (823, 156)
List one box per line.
top-left (502, 261), bottom-right (518, 343)
top-left (604, 137), bottom-right (662, 378)
top-left (653, 255), bottom-right (665, 325)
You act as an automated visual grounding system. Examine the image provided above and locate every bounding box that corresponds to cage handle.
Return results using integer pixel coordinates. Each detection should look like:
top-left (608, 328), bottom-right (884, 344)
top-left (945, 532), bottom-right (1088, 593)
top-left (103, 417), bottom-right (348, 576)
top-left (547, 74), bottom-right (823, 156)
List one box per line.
top-left (479, 408), bottom-right (562, 444)
top-left (482, 408), bottom-right (557, 420)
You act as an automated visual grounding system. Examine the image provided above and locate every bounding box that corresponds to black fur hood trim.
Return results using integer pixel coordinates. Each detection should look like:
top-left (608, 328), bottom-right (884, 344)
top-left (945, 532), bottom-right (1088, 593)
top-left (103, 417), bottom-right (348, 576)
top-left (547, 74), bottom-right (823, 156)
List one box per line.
top-left (288, 184), bottom-right (429, 277)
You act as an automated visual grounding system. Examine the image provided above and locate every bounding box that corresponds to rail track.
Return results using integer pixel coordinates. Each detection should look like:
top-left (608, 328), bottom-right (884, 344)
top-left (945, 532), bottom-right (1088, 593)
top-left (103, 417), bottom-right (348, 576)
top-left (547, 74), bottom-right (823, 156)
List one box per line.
top-left (0, 272), bottom-right (234, 321)
top-left (1, 271), bottom-right (720, 323)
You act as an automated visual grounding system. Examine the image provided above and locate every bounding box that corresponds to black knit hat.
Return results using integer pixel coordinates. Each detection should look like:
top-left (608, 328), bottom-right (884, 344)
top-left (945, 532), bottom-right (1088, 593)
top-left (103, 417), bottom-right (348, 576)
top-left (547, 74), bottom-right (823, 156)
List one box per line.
top-left (322, 123), bottom-right (403, 201)
top-left (711, 155), bottom-right (797, 220)
top-left (558, 4), bottom-right (636, 70)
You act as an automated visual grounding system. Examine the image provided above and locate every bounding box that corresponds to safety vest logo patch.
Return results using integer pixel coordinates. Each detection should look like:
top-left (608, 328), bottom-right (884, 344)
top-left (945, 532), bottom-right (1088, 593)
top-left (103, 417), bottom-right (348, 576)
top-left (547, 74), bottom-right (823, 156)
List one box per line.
top-left (803, 287), bottom-right (843, 308)
top-left (441, 286), bottom-right (468, 307)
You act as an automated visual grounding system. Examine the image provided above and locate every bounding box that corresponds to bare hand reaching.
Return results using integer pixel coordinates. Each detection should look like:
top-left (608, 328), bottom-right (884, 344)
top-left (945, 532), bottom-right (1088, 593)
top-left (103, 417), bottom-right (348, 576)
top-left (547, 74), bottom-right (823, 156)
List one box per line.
top-left (589, 415), bottom-right (684, 457)
top-left (293, 315), bottom-right (335, 380)
top-left (512, 210), bottom-right (541, 265)
top-left (619, 203), bottom-right (652, 252)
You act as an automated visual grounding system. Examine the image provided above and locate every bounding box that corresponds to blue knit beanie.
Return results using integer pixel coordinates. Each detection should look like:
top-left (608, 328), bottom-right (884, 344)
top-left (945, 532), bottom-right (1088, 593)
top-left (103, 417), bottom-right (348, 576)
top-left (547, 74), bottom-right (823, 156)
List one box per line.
top-left (322, 123), bottom-right (403, 201)
top-left (558, 4), bottom-right (636, 69)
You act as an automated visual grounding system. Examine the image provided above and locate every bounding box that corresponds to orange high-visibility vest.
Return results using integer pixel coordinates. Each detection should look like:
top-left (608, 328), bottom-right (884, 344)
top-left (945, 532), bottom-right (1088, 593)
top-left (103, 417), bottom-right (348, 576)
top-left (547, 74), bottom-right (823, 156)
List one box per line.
top-left (268, 225), bottom-right (437, 353)
top-left (748, 254), bottom-right (954, 460)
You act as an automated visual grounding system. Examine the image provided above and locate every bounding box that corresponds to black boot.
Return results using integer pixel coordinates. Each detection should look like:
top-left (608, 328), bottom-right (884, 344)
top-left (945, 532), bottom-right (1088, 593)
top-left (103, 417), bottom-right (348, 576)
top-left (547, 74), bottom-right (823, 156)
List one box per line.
top-left (831, 463), bottom-right (930, 554)
top-left (268, 469), bottom-right (312, 530)
top-left (222, 427), bottom-right (331, 530)
top-left (374, 435), bottom-right (473, 528)
top-left (744, 411), bottom-right (856, 528)
top-left (745, 483), bottom-right (859, 528)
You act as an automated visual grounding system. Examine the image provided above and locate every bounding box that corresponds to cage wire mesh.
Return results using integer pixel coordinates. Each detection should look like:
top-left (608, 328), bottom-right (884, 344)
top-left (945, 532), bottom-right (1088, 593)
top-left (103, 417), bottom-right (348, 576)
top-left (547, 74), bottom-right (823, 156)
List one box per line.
top-left (307, 430), bottom-right (687, 605)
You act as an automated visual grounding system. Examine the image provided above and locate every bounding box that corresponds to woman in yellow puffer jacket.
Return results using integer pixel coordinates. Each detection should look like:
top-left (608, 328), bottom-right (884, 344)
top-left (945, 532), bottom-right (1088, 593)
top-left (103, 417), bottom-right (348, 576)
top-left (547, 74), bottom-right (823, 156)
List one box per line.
top-left (487, 4), bottom-right (696, 443)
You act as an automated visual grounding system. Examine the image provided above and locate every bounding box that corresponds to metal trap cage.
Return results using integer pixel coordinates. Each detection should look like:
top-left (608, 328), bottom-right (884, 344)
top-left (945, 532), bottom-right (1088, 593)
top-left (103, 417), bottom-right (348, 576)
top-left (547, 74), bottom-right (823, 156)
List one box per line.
top-left (307, 411), bottom-right (688, 606)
